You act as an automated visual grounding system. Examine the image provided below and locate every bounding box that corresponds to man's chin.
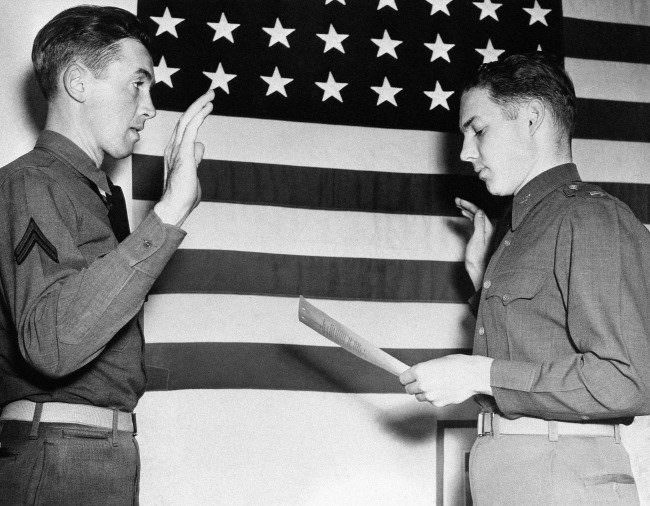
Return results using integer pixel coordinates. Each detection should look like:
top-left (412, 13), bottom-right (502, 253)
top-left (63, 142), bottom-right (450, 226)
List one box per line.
top-left (484, 181), bottom-right (507, 197)
top-left (106, 142), bottom-right (137, 160)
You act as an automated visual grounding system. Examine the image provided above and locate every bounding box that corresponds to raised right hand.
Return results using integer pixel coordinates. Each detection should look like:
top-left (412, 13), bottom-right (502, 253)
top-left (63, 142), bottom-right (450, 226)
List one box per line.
top-left (455, 197), bottom-right (494, 291)
top-left (154, 90), bottom-right (215, 227)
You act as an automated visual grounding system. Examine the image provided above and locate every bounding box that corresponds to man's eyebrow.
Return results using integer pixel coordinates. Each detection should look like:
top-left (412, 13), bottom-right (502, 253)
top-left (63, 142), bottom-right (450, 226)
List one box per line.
top-left (134, 68), bottom-right (154, 81)
top-left (460, 115), bottom-right (477, 132)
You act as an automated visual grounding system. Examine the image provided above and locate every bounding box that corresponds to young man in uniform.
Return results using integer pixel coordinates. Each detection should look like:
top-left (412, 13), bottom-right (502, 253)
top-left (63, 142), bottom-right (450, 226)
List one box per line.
top-left (400, 53), bottom-right (650, 504)
top-left (0, 6), bottom-right (214, 503)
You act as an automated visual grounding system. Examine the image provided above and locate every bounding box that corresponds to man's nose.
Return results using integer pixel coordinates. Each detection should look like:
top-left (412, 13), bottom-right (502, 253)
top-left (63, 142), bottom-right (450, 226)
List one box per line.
top-left (460, 137), bottom-right (476, 162)
top-left (141, 92), bottom-right (156, 120)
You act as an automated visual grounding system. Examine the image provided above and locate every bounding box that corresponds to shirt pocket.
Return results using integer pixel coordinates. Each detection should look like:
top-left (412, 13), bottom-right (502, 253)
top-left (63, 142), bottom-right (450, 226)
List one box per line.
top-left (486, 269), bottom-right (547, 304)
top-left (485, 269), bottom-right (551, 359)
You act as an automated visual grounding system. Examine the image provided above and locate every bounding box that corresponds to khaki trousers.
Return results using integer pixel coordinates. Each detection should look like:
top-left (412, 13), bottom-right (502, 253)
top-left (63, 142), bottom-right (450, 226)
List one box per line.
top-left (470, 433), bottom-right (639, 505)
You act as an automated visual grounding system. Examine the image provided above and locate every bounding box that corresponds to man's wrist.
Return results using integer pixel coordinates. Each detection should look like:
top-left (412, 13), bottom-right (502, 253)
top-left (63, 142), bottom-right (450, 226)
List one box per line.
top-left (465, 262), bottom-right (486, 291)
top-left (154, 201), bottom-right (187, 227)
top-left (472, 355), bottom-right (494, 396)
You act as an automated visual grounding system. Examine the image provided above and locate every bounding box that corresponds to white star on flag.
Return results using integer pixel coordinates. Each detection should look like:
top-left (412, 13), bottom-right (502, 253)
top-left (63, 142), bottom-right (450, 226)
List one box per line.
top-left (371, 77), bottom-right (402, 106)
top-left (371, 30), bottom-right (402, 59)
top-left (150, 7), bottom-right (184, 38)
top-left (316, 24), bottom-right (349, 53)
top-left (261, 67), bottom-right (294, 97)
top-left (523, 1), bottom-right (551, 26)
top-left (377, 0), bottom-right (398, 10)
top-left (476, 39), bottom-right (504, 63)
top-left (315, 72), bottom-right (348, 102)
top-left (425, 0), bottom-right (453, 16)
top-left (473, 0), bottom-right (502, 21)
top-left (207, 13), bottom-right (240, 43)
top-left (424, 82), bottom-right (454, 110)
top-left (325, 0), bottom-right (346, 4)
top-left (424, 34), bottom-right (454, 62)
top-left (263, 18), bottom-right (295, 48)
top-left (153, 56), bottom-right (179, 88)
top-left (203, 63), bottom-right (237, 94)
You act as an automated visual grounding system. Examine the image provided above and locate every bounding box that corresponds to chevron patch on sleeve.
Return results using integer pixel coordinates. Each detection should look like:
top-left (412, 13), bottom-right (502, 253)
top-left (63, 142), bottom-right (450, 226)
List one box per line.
top-left (14, 218), bottom-right (59, 265)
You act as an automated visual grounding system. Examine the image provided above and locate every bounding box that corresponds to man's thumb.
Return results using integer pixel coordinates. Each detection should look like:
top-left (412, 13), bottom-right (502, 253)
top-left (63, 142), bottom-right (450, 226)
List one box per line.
top-left (194, 142), bottom-right (205, 165)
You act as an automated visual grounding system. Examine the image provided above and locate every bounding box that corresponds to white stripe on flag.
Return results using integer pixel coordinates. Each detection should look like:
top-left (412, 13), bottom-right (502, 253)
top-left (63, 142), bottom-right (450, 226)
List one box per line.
top-left (573, 139), bottom-right (650, 184)
top-left (566, 58), bottom-right (650, 103)
top-left (144, 294), bottom-right (474, 349)
top-left (136, 112), bottom-right (648, 182)
top-left (136, 111), bottom-right (461, 174)
top-left (563, 0), bottom-right (650, 27)
top-left (134, 201), bottom-right (469, 261)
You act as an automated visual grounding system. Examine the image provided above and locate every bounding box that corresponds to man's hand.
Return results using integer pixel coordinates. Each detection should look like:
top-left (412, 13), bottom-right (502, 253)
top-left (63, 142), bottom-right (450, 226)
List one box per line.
top-left (154, 90), bottom-right (215, 227)
top-left (399, 354), bottom-right (494, 407)
top-left (455, 198), bottom-right (494, 291)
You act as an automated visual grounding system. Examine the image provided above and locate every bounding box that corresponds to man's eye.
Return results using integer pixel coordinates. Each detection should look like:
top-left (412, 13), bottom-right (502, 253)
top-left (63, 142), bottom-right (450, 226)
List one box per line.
top-left (133, 81), bottom-right (144, 88)
top-left (475, 128), bottom-right (485, 136)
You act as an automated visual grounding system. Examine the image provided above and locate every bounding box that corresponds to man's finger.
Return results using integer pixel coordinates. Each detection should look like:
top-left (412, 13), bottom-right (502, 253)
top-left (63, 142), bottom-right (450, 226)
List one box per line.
top-left (455, 197), bottom-right (480, 215)
top-left (404, 383), bottom-right (422, 395)
top-left (177, 102), bottom-right (213, 161)
top-left (193, 142), bottom-right (205, 165)
top-left (399, 369), bottom-right (416, 385)
top-left (173, 90), bottom-right (215, 147)
top-left (460, 209), bottom-right (474, 221)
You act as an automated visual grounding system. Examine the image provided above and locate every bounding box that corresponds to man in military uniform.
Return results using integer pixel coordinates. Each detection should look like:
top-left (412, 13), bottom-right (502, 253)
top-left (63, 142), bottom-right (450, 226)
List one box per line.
top-left (400, 53), bottom-right (650, 504)
top-left (0, 6), bottom-right (214, 504)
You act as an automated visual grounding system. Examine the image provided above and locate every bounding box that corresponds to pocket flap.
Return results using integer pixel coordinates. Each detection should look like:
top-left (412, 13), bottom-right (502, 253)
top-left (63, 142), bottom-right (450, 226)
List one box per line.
top-left (485, 269), bottom-right (547, 305)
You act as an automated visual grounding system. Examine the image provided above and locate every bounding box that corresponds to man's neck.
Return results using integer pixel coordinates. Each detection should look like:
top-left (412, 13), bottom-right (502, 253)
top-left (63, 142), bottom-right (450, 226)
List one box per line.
top-left (45, 104), bottom-right (103, 167)
top-left (515, 145), bottom-right (573, 195)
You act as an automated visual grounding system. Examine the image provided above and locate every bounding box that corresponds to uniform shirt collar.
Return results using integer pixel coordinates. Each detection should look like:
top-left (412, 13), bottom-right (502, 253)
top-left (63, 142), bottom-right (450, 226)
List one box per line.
top-left (511, 163), bottom-right (581, 230)
top-left (34, 130), bottom-right (111, 196)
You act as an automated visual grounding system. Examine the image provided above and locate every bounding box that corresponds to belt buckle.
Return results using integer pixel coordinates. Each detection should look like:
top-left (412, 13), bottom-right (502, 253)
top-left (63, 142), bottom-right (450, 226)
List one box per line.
top-left (477, 412), bottom-right (493, 437)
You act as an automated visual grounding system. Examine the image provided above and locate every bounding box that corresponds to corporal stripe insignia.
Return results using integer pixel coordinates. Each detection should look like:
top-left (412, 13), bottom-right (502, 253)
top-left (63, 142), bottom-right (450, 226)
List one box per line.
top-left (14, 218), bottom-right (59, 265)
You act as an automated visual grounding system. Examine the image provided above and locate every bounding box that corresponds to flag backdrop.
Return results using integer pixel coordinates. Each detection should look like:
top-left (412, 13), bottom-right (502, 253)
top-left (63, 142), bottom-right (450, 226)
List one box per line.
top-left (0, 1), bottom-right (648, 504)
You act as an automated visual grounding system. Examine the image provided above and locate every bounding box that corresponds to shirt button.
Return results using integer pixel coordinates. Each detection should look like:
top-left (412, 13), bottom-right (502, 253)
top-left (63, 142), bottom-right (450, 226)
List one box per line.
top-left (143, 240), bottom-right (152, 248)
top-left (483, 280), bottom-right (491, 289)
top-left (502, 295), bottom-right (509, 302)
top-left (478, 327), bottom-right (485, 336)
top-left (504, 239), bottom-right (511, 246)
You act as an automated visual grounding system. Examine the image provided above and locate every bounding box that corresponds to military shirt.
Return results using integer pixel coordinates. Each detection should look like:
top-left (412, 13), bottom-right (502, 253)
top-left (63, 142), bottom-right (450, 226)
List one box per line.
top-left (0, 130), bottom-right (185, 411)
top-left (475, 163), bottom-right (650, 422)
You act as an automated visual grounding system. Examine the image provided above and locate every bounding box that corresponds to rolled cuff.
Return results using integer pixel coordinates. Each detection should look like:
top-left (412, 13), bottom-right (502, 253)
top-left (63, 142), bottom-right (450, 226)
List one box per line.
top-left (118, 211), bottom-right (186, 276)
top-left (490, 359), bottom-right (541, 417)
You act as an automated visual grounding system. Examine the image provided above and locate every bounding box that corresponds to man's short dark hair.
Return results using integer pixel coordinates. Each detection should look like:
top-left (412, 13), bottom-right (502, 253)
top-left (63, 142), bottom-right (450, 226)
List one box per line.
top-left (463, 53), bottom-right (576, 142)
top-left (32, 5), bottom-right (153, 100)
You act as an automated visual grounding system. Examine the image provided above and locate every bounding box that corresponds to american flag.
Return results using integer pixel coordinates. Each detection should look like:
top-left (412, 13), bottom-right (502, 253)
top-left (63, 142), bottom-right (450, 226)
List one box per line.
top-left (126, 0), bottom-right (650, 503)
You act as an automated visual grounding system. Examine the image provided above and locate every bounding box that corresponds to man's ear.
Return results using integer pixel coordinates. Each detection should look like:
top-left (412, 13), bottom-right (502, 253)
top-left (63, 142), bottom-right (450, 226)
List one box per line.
top-left (61, 63), bottom-right (88, 103)
top-left (526, 99), bottom-right (545, 136)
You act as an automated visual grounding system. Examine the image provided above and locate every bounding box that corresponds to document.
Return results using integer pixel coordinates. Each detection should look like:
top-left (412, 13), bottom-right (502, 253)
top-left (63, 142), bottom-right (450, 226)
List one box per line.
top-left (298, 296), bottom-right (409, 377)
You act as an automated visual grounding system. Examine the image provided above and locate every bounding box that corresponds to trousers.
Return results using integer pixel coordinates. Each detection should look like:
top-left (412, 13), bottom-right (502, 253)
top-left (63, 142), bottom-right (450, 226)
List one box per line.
top-left (469, 433), bottom-right (639, 505)
top-left (0, 420), bottom-right (139, 505)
